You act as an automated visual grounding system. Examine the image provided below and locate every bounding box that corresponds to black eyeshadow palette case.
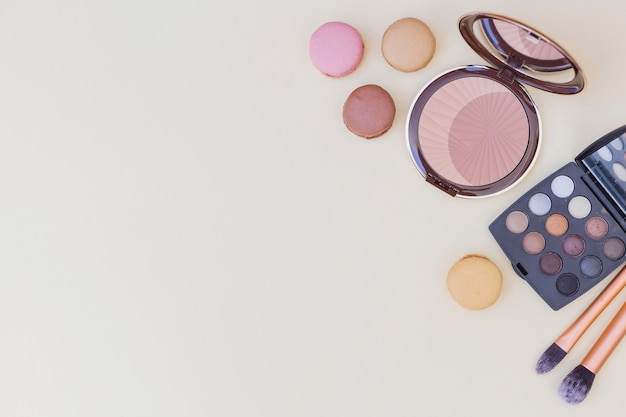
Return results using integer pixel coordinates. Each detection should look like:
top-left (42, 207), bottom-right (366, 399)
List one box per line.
top-left (490, 125), bottom-right (626, 310)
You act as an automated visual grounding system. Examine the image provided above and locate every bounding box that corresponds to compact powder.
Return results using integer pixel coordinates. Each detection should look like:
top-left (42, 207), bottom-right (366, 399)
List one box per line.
top-left (417, 76), bottom-right (529, 186)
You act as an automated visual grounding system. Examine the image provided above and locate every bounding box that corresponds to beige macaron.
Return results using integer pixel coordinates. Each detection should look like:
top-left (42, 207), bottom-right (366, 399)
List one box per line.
top-left (447, 254), bottom-right (503, 310)
top-left (382, 17), bottom-right (436, 72)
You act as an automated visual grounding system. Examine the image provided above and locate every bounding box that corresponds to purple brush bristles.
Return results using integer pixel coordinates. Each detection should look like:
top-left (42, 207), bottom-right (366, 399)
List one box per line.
top-left (536, 343), bottom-right (567, 374)
top-left (558, 365), bottom-right (595, 404)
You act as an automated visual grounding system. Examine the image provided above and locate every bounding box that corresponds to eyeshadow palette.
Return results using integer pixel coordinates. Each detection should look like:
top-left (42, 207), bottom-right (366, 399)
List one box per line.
top-left (490, 125), bottom-right (626, 310)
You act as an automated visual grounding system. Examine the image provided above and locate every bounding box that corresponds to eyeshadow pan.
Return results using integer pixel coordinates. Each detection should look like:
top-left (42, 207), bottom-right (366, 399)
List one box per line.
top-left (585, 216), bottom-right (609, 239)
top-left (546, 213), bottom-right (568, 236)
top-left (540, 252), bottom-right (563, 275)
top-left (568, 196), bottom-right (591, 219)
top-left (551, 175), bottom-right (574, 198)
top-left (528, 193), bottom-right (551, 216)
top-left (523, 231), bottom-right (545, 254)
top-left (580, 255), bottom-right (602, 278)
top-left (563, 234), bottom-right (585, 256)
top-left (556, 273), bottom-right (579, 296)
top-left (603, 237), bottom-right (626, 260)
top-left (505, 211), bottom-right (529, 233)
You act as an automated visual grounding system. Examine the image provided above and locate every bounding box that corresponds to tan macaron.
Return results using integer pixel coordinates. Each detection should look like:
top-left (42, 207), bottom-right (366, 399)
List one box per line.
top-left (447, 254), bottom-right (503, 310)
top-left (382, 17), bottom-right (436, 72)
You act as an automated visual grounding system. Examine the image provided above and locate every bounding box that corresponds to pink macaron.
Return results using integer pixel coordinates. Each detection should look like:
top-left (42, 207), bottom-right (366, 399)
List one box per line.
top-left (309, 22), bottom-right (364, 78)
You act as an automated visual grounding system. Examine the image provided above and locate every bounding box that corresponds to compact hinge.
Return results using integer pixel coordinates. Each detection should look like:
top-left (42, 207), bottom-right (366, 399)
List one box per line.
top-left (426, 174), bottom-right (459, 196)
top-left (497, 54), bottom-right (524, 83)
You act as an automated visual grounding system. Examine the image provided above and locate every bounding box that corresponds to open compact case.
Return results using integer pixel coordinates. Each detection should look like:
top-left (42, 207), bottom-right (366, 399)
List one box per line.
top-left (406, 12), bottom-right (585, 198)
top-left (490, 126), bottom-right (626, 310)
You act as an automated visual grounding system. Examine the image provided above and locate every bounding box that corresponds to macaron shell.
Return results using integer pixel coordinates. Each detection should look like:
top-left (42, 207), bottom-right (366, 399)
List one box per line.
top-left (447, 254), bottom-right (503, 310)
top-left (309, 22), bottom-right (364, 78)
top-left (342, 84), bottom-right (396, 139)
top-left (382, 17), bottom-right (436, 72)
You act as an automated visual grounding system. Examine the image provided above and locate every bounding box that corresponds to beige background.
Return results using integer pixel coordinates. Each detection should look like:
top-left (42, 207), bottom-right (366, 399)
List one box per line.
top-left (1, 0), bottom-right (625, 415)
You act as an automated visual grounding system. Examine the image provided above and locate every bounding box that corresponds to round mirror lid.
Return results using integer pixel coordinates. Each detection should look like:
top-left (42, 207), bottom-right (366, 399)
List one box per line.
top-left (458, 12), bottom-right (585, 95)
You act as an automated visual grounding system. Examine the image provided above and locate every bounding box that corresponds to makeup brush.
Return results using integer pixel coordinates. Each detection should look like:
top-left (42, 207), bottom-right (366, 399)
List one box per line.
top-left (535, 265), bottom-right (626, 374)
top-left (558, 301), bottom-right (626, 404)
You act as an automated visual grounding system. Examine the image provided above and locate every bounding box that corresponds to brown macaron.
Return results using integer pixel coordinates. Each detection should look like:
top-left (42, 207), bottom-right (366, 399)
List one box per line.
top-left (382, 17), bottom-right (436, 72)
top-left (342, 84), bottom-right (396, 139)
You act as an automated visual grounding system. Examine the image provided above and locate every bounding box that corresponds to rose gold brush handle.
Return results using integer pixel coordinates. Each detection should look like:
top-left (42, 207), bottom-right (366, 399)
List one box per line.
top-left (581, 301), bottom-right (626, 374)
top-left (556, 266), bottom-right (626, 351)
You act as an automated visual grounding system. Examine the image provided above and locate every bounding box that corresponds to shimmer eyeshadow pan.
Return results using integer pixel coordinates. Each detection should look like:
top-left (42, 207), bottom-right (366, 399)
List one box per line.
top-left (490, 125), bottom-right (626, 310)
top-left (406, 12), bottom-right (584, 198)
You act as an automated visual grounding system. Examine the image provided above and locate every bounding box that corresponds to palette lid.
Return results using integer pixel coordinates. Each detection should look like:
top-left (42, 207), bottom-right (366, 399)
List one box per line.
top-left (576, 125), bottom-right (626, 225)
top-left (458, 12), bottom-right (585, 95)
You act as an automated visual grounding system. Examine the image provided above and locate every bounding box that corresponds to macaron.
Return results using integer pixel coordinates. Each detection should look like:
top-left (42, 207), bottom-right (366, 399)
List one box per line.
top-left (309, 22), bottom-right (364, 78)
top-left (447, 254), bottom-right (503, 310)
top-left (382, 17), bottom-right (436, 72)
top-left (342, 84), bottom-right (396, 139)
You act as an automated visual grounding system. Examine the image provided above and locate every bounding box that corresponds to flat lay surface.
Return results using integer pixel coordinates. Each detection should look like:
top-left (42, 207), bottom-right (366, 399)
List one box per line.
top-left (1, 0), bottom-right (626, 416)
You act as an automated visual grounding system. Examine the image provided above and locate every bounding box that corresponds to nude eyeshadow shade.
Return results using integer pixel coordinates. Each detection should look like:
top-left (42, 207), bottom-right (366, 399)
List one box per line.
top-left (506, 211), bottom-right (529, 234)
top-left (490, 125), bottom-right (626, 310)
top-left (406, 12), bottom-right (584, 198)
top-left (546, 214), bottom-right (568, 237)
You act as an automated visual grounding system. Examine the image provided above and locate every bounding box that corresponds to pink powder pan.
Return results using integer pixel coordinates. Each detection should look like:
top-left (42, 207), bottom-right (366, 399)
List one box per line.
top-left (406, 12), bottom-right (585, 198)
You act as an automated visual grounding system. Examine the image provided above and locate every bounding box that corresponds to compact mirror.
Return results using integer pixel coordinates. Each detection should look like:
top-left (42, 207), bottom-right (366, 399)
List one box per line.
top-left (578, 127), bottom-right (626, 221)
top-left (480, 17), bottom-right (570, 71)
top-left (459, 13), bottom-right (585, 94)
